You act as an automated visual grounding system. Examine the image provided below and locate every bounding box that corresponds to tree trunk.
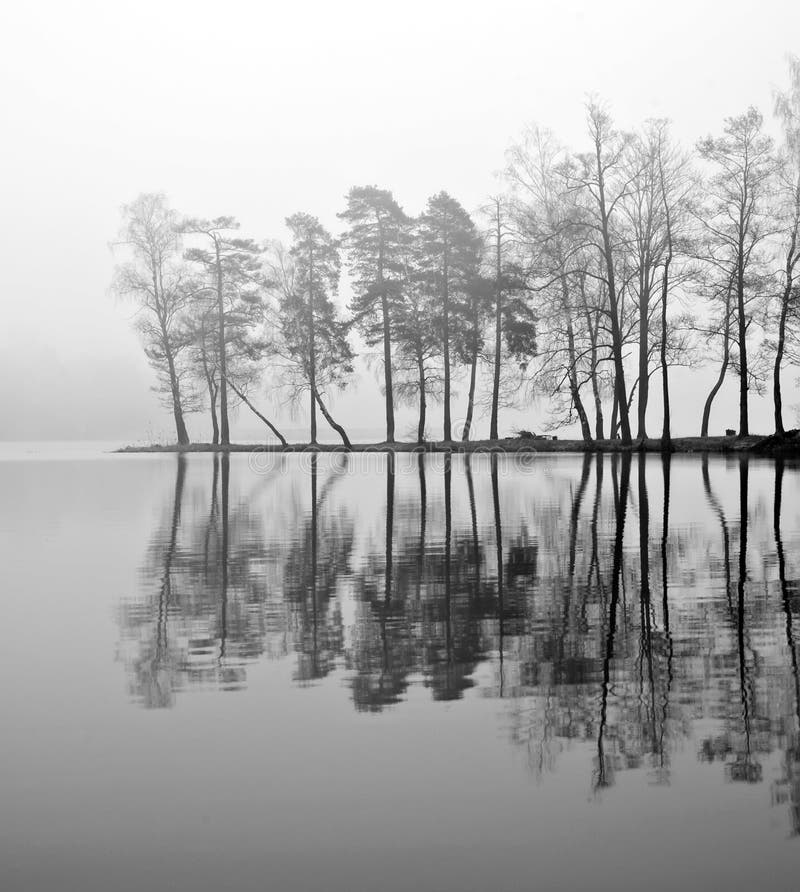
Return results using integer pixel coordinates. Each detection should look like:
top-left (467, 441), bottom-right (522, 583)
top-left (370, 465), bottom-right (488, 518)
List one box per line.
top-left (417, 352), bottom-right (427, 445)
top-left (490, 200), bottom-right (502, 440)
top-left (379, 245), bottom-right (395, 443)
top-left (154, 278), bottom-right (189, 446)
top-left (209, 394), bottom-right (219, 445)
top-left (559, 274), bottom-right (590, 441)
top-left (313, 386), bottom-right (351, 448)
top-left (215, 239), bottom-right (230, 446)
top-left (595, 137), bottom-right (631, 445)
top-left (593, 384), bottom-right (605, 441)
top-left (442, 240), bottom-right (451, 441)
top-left (773, 217), bottom-right (798, 436)
top-left (584, 301), bottom-right (604, 439)
top-left (659, 252), bottom-right (672, 447)
top-left (462, 349), bottom-right (479, 441)
top-left (566, 316), bottom-right (591, 442)
top-left (610, 378), bottom-right (619, 440)
top-left (637, 268), bottom-right (650, 441)
top-left (224, 376), bottom-right (287, 446)
top-left (774, 285), bottom-right (790, 436)
top-left (736, 239), bottom-right (749, 436)
top-left (198, 326), bottom-right (218, 445)
top-left (571, 374), bottom-right (592, 442)
top-left (701, 286), bottom-right (732, 438)
top-left (658, 150), bottom-right (674, 448)
top-left (203, 364), bottom-right (218, 445)
top-left (168, 362), bottom-right (190, 445)
top-left (309, 246), bottom-right (317, 445)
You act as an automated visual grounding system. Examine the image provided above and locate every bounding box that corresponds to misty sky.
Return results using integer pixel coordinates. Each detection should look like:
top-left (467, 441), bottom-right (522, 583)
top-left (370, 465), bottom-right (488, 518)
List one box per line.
top-left (2, 0), bottom-right (799, 443)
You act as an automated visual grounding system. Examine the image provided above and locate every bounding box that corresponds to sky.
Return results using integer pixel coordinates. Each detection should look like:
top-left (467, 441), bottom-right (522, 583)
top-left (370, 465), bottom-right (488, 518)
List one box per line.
top-left (1, 0), bottom-right (799, 443)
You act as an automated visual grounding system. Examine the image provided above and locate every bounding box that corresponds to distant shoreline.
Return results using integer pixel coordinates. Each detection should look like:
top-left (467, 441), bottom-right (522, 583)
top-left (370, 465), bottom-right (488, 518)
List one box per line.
top-left (115, 434), bottom-right (800, 456)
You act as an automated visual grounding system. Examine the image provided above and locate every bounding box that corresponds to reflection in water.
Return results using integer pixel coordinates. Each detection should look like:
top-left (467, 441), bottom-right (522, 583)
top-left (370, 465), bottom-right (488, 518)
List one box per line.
top-left (118, 451), bottom-right (800, 836)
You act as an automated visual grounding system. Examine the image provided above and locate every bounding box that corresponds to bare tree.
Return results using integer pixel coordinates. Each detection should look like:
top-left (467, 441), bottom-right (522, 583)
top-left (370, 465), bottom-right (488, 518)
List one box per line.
top-left (113, 193), bottom-right (193, 445)
top-left (772, 56), bottom-right (800, 434)
top-left (620, 126), bottom-right (667, 441)
top-left (696, 108), bottom-right (775, 436)
top-left (506, 127), bottom-right (592, 440)
top-left (571, 102), bottom-right (636, 444)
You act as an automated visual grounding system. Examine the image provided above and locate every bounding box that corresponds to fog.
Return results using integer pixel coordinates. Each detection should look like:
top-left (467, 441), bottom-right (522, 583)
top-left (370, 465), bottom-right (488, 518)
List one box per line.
top-left (1, 0), bottom-right (798, 442)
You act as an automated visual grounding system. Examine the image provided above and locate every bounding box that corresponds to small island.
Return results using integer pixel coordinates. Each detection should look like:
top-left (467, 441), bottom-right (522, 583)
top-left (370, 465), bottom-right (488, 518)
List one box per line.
top-left (117, 431), bottom-right (800, 456)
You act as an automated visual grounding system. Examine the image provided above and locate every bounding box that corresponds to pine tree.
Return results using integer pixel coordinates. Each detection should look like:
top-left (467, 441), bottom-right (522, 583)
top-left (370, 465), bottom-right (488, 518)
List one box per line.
top-left (268, 214), bottom-right (353, 446)
top-left (339, 186), bottom-right (409, 443)
top-left (182, 216), bottom-right (264, 445)
top-left (417, 192), bottom-right (481, 441)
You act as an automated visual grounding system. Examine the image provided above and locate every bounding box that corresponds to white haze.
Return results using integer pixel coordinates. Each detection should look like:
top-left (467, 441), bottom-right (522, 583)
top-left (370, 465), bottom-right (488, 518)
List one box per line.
top-left (1, 0), bottom-right (799, 442)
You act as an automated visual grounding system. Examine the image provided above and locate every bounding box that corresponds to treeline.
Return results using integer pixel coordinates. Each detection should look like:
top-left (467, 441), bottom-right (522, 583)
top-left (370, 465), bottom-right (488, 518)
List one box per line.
top-left (113, 58), bottom-right (800, 446)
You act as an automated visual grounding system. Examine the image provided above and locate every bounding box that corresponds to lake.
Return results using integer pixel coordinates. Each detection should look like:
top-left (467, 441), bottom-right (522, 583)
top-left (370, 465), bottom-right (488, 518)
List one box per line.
top-left (2, 447), bottom-right (800, 890)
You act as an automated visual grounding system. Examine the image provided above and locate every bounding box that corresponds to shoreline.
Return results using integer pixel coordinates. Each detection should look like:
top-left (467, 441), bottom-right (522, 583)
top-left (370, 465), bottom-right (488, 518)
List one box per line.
top-left (115, 434), bottom-right (800, 456)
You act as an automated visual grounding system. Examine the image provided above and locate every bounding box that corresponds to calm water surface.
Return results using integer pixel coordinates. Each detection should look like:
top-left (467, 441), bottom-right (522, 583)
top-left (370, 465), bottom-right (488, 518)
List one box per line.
top-left (2, 447), bottom-right (800, 890)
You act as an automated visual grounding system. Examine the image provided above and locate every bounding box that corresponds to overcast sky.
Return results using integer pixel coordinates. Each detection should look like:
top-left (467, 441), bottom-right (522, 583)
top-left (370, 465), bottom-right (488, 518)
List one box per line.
top-left (2, 0), bottom-right (799, 443)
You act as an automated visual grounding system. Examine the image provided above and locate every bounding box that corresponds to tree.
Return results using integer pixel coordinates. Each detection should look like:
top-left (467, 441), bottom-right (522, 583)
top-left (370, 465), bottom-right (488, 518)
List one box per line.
top-left (482, 196), bottom-right (537, 440)
top-left (571, 102), bottom-right (635, 445)
top-left (339, 186), bottom-right (409, 443)
top-left (696, 108), bottom-right (775, 436)
top-left (507, 126), bottom-right (594, 440)
top-left (393, 236), bottom-right (443, 444)
top-left (653, 122), bottom-right (686, 446)
top-left (488, 197), bottom-right (508, 440)
top-left (113, 193), bottom-right (192, 445)
top-left (185, 296), bottom-right (221, 443)
top-left (624, 120), bottom-right (694, 446)
top-left (454, 272), bottom-right (493, 441)
top-left (416, 192), bottom-right (482, 441)
top-left (699, 268), bottom-right (735, 437)
top-left (182, 216), bottom-right (264, 446)
top-left (185, 279), bottom-right (282, 446)
top-left (620, 126), bottom-right (668, 441)
top-left (772, 56), bottom-right (800, 435)
top-left (267, 215), bottom-right (353, 446)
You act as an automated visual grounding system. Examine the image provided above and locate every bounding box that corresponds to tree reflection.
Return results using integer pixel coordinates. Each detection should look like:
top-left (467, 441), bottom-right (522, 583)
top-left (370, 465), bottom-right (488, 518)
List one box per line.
top-left (120, 455), bottom-right (187, 708)
top-left (595, 453), bottom-right (631, 791)
top-left (285, 454), bottom-right (352, 685)
top-left (118, 450), bottom-right (800, 834)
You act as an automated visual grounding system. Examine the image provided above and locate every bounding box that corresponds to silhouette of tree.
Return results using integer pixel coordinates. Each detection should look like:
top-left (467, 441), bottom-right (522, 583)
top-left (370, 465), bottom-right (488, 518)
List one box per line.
top-left (113, 194), bottom-right (194, 444)
top-left (339, 186), bottom-right (410, 443)
top-left (416, 192), bottom-right (482, 440)
top-left (267, 216), bottom-right (353, 446)
top-left (182, 216), bottom-right (265, 445)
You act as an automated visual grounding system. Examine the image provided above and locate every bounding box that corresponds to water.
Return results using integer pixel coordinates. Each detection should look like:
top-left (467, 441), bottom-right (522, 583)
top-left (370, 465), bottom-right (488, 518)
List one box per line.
top-left (2, 447), bottom-right (800, 891)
